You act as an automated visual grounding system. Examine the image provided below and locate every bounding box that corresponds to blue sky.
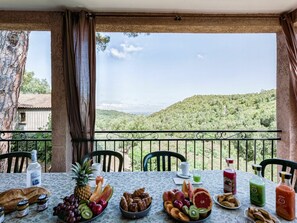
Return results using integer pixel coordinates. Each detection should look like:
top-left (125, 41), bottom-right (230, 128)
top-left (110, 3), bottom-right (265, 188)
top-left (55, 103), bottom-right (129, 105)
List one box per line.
top-left (26, 31), bottom-right (276, 114)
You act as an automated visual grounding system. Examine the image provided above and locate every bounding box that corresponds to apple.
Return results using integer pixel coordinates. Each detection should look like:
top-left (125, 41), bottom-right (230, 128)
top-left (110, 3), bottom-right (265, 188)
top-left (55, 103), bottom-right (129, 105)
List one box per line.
top-left (174, 191), bottom-right (185, 201)
top-left (163, 191), bottom-right (169, 202)
top-left (168, 190), bottom-right (175, 202)
top-left (98, 199), bottom-right (108, 209)
top-left (88, 201), bottom-right (96, 209)
top-left (173, 200), bottom-right (183, 210)
top-left (182, 199), bottom-right (190, 207)
top-left (92, 204), bottom-right (103, 215)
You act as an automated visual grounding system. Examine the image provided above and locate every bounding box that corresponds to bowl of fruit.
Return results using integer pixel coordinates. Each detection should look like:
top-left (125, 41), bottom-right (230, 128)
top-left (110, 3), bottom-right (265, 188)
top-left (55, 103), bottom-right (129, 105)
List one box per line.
top-left (119, 188), bottom-right (152, 219)
top-left (53, 159), bottom-right (113, 223)
top-left (163, 180), bottom-right (212, 222)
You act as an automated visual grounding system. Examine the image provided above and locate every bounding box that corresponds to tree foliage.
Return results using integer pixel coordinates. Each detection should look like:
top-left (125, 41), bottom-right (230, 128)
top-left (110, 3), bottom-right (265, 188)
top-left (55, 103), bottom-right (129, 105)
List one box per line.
top-left (20, 71), bottom-right (51, 94)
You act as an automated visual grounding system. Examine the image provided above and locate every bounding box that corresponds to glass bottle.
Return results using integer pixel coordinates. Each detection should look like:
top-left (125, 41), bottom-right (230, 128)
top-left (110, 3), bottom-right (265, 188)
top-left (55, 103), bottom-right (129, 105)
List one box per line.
top-left (276, 171), bottom-right (295, 221)
top-left (249, 164), bottom-right (265, 206)
top-left (26, 150), bottom-right (41, 187)
top-left (223, 158), bottom-right (236, 194)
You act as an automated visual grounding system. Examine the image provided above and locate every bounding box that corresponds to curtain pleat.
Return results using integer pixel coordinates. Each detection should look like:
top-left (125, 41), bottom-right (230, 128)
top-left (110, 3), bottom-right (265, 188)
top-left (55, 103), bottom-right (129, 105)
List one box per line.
top-left (63, 11), bottom-right (96, 163)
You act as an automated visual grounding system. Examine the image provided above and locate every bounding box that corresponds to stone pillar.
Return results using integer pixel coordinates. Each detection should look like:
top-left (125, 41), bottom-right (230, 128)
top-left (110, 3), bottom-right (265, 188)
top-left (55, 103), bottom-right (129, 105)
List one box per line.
top-left (50, 13), bottom-right (73, 172)
top-left (276, 31), bottom-right (297, 162)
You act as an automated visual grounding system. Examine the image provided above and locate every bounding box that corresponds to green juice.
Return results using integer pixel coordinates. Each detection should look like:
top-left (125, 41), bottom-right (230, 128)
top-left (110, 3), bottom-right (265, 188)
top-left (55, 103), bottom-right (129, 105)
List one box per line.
top-left (193, 175), bottom-right (201, 182)
top-left (250, 181), bottom-right (266, 206)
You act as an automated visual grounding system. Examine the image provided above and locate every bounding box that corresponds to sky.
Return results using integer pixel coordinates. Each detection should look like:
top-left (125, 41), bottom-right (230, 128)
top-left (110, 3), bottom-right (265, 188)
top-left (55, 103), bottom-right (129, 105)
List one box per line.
top-left (26, 31), bottom-right (276, 114)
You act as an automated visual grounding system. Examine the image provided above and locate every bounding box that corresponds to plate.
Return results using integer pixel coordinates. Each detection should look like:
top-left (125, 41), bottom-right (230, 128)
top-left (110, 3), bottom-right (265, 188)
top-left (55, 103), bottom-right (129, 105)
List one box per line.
top-left (176, 172), bottom-right (193, 179)
top-left (164, 202), bottom-right (212, 223)
top-left (120, 203), bottom-right (152, 219)
top-left (244, 208), bottom-right (280, 223)
top-left (57, 203), bottom-right (107, 223)
top-left (213, 194), bottom-right (241, 210)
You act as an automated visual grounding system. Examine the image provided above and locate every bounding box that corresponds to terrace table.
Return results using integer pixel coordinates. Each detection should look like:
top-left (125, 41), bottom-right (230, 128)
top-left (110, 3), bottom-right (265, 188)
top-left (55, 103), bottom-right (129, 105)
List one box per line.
top-left (1, 170), bottom-right (296, 223)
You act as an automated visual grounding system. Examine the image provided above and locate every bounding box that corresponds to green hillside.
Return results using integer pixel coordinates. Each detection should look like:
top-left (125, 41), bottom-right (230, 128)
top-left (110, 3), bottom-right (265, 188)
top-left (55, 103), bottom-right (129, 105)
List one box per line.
top-left (96, 89), bottom-right (276, 130)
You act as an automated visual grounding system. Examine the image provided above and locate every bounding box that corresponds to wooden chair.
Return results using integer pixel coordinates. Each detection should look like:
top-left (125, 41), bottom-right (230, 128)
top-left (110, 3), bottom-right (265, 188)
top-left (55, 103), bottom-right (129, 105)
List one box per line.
top-left (0, 151), bottom-right (31, 173)
top-left (260, 158), bottom-right (297, 192)
top-left (83, 150), bottom-right (123, 172)
top-left (143, 151), bottom-right (186, 171)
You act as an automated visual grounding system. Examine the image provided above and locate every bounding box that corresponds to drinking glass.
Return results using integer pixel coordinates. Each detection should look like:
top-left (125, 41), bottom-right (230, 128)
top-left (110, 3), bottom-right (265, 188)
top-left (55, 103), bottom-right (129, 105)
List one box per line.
top-left (192, 169), bottom-right (201, 182)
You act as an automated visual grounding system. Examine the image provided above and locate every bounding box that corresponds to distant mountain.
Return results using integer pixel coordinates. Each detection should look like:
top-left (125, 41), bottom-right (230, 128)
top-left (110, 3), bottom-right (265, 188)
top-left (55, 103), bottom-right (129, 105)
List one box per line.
top-left (95, 89), bottom-right (276, 130)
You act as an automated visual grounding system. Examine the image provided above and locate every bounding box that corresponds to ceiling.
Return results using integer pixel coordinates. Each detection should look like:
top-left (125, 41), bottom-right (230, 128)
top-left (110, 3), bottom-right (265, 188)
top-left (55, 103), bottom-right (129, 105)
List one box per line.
top-left (0, 0), bottom-right (296, 14)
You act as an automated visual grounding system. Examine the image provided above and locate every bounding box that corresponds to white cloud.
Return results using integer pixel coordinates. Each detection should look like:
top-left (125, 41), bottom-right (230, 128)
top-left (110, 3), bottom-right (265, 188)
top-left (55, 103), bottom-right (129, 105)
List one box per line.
top-left (197, 54), bottom-right (204, 59)
top-left (121, 43), bottom-right (143, 53)
top-left (110, 48), bottom-right (127, 59)
top-left (110, 43), bottom-right (143, 59)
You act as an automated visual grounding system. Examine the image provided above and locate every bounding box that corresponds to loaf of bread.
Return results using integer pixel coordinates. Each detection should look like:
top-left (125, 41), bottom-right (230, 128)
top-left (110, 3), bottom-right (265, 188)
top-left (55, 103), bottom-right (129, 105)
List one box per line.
top-left (0, 187), bottom-right (50, 213)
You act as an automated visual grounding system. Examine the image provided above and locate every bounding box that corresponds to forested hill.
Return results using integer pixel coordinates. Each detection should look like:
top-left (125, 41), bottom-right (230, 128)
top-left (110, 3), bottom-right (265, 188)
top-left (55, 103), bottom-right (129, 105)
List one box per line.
top-left (96, 89), bottom-right (276, 130)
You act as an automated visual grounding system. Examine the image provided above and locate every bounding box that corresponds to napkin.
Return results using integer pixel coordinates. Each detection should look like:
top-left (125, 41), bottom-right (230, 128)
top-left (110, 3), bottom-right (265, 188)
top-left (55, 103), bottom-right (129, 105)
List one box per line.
top-left (173, 177), bottom-right (202, 185)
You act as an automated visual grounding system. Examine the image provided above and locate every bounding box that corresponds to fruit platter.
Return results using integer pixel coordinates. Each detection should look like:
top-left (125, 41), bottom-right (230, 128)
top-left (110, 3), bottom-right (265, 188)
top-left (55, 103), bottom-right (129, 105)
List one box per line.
top-left (119, 188), bottom-right (152, 219)
top-left (163, 180), bottom-right (212, 222)
top-left (53, 159), bottom-right (113, 223)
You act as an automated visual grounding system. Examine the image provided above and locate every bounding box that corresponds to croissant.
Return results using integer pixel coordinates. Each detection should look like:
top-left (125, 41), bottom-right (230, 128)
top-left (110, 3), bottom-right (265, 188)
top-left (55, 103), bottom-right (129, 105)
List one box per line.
top-left (120, 196), bottom-right (128, 211)
top-left (142, 196), bottom-right (152, 207)
top-left (137, 199), bottom-right (147, 211)
top-left (133, 188), bottom-right (145, 198)
top-left (128, 203), bottom-right (138, 212)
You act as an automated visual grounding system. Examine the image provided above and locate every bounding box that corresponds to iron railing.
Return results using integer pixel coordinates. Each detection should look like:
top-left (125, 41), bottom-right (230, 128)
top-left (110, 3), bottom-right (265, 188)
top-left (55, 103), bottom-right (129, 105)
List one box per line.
top-left (0, 130), bottom-right (281, 179)
top-left (0, 131), bottom-right (52, 172)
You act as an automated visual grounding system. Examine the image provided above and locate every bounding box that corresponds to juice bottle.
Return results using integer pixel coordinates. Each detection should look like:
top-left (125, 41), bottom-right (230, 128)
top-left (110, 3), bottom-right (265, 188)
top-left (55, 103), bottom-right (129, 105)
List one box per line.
top-left (223, 158), bottom-right (236, 194)
top-left (276, 171), bottom-right (295, 221)
top-left (249, 164), bottom-right (265, 206)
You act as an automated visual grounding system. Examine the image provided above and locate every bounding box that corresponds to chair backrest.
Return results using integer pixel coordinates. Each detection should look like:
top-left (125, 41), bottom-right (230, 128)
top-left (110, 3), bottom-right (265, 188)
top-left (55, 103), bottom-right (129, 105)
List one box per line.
top-left (260, 158), bottom-right (297, 192)
top-left (143, 151), bottom-right (186, 171)
top-left (83, 150), bottom-right (123, 172)
top-left (0, 151), bottom-right (31, 173)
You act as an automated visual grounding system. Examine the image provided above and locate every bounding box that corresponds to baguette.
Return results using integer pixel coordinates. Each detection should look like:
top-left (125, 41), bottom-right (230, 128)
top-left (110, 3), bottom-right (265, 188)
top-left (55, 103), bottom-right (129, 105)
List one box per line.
top-left (0, 187), bottom-right (50, 213)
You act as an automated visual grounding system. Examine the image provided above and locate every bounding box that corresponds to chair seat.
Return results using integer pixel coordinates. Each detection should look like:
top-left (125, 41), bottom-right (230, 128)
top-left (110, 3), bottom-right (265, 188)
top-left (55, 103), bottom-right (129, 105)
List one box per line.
top-left (83, 150), bottom-right (123, 172)
top-left (143, 151), bottom-right (186, 171)
top-left (0, 151), bottom-right (31, 173)
top-left (260, 158), bottom-right (297, 192)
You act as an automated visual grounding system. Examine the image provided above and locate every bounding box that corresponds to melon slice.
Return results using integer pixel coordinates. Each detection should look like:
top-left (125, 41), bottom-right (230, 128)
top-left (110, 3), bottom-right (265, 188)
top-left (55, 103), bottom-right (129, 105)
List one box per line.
top-left (95, 184), bottom-right (113, 203)
top-left (192, 191), bottom-right (212, 210)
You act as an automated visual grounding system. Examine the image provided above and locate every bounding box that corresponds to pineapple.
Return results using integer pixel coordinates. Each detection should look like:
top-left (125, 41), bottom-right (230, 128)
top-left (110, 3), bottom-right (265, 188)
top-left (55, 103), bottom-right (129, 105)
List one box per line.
top-left (71, 158), bottom-right (93, 201)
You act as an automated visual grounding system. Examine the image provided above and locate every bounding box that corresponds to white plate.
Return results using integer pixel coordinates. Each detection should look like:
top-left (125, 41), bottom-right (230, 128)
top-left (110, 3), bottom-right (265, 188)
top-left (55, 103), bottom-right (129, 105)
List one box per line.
top-left (213, 194), bottom-right (241, 210)
top-left (244, 208), bottom-right (280, 223)
top-left (176, 172), bottom-right (192, 179)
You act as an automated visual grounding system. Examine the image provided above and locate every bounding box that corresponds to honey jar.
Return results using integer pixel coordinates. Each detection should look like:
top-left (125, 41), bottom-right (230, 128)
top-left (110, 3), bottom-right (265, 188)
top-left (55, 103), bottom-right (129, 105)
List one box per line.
top-left (37, 194), bottom-right (48, 211)
top-left (16, 200), bottom-right (29, 218)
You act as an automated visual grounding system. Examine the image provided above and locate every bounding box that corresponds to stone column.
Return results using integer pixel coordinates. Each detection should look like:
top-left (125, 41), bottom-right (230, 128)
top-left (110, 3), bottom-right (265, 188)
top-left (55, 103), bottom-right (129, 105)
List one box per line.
top-left (50, 13), bottom-right (73, 172)
top-left (276, 31), bottom-right (297, 162)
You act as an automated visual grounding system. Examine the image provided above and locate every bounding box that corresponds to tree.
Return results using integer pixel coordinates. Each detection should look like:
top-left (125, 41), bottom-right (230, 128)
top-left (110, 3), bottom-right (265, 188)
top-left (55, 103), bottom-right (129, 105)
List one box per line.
top-left (0, 31), bottom-right (30, 171)
top-left (21, 71), bottom-right (51, 94)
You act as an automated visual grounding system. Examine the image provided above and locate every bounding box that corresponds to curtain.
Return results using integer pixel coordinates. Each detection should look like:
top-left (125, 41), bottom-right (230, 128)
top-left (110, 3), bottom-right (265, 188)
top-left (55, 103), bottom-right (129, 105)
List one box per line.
top-left (63, 10), bottom-right (96, 163)
top-left (280, 9), bottom-right (297, 163)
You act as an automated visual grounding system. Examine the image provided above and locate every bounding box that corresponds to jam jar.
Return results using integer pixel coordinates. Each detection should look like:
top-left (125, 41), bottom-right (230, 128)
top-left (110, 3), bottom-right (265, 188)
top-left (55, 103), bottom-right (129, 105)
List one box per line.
top-left (0, 206), bottom-right (4, 223)
top-left (37, 194), bottom-right (48, 211)
top-left (16, 200), bottom-right (29, 218)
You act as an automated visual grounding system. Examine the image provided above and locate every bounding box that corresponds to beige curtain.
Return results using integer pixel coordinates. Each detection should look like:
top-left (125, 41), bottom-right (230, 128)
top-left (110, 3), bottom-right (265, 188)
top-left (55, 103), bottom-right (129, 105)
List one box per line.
top-left (63, 10), bottom-right (96, 163)
top-left (280, 9), bottom-right (297, 162)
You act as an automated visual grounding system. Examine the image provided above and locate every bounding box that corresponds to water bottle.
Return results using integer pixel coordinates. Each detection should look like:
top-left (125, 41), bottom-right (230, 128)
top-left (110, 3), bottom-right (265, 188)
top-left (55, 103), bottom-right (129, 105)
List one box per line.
top-left (26, 150), bottom-right (41, 187)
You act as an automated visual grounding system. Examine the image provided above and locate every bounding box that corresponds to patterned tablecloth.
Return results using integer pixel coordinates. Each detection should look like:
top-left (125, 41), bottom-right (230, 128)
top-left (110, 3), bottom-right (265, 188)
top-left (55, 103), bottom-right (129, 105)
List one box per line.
top-left (1, 170), bottom-right (296, 223)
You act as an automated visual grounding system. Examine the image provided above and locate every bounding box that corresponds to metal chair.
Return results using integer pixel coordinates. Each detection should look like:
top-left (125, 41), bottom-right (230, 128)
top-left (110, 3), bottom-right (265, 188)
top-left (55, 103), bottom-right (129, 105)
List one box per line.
top-left (83, 150), bottom-right (123, 172)
top-left (143, 151), bottom-right (186, 171)
top-left (260, 158), bottom-right (297, 192)
top-left (0, 151), bottom-right (31, 173)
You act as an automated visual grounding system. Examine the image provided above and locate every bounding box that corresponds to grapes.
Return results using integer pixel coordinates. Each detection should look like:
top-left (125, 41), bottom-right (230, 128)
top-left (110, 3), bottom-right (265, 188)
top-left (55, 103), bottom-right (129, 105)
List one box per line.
top-left (53, 194), bottom-right (81, 223)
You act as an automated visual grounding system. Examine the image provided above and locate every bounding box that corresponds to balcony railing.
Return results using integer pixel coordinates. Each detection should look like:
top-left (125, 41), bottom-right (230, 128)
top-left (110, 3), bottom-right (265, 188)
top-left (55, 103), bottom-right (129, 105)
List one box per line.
top-left (0, 130), bottom-right (281, 179)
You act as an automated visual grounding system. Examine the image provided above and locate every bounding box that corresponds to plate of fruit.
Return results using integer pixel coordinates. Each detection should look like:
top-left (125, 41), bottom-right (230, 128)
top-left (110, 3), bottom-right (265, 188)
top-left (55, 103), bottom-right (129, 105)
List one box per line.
top-left (163, 180), bottom-right (212, 222)
top-left (53, 159), bottom-right (113, 223)
top-left (119, 188), bottom-right (152, 219)
top-left (213, 193), bottom-right (241, 210)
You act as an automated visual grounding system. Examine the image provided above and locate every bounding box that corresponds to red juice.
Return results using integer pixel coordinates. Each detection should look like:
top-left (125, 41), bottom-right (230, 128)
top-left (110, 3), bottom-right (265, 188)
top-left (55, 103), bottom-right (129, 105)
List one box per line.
top-left (223, 158), bottom-right (236, 194)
